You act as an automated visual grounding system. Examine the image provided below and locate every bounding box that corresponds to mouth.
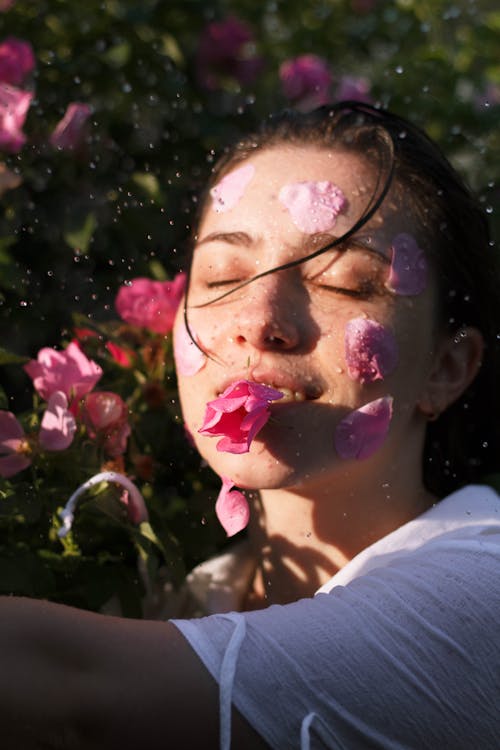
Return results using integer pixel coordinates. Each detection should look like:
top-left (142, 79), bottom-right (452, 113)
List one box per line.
top-left (216, 375), bottom-right (323, 402)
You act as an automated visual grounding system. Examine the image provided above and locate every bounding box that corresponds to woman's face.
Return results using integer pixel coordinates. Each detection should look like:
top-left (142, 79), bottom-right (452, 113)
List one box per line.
top-left (174, 145), bottom-right (439, 492)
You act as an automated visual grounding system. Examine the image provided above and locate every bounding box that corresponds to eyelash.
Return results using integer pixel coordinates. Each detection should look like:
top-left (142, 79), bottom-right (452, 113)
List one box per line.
top-left (206, 279), bottom-right (242, 289)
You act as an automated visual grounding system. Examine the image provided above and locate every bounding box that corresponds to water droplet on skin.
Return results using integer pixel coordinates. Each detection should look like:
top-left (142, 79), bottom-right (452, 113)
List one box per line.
top-left (335, 366), bottom-right (344, 374)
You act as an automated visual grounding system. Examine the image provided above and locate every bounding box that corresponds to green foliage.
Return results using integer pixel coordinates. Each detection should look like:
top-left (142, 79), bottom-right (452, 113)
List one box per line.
top-left (0, 0), bottom-right (498, 615)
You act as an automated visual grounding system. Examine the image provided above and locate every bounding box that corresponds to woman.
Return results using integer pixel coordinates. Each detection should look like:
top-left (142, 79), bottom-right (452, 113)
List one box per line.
top-left (2, 103), bottom-right (500, 749)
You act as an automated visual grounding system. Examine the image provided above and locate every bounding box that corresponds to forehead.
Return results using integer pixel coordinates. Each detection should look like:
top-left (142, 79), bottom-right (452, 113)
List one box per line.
top-left (199, 145), bottom-right (416, 252)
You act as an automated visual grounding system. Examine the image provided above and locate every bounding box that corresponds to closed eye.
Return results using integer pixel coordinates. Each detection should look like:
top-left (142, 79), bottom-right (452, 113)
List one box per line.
top-left (206, 279), bottom-right (242, 288)
top-left (316, 284), bottom-right (371, 299)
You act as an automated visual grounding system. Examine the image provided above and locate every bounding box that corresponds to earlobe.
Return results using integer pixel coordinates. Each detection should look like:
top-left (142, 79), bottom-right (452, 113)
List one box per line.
top-left (418, 326), bottom-right (484, 419)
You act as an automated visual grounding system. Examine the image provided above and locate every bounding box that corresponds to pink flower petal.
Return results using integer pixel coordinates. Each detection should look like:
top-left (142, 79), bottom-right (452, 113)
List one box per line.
top-left (279, 181), bottom-right (347, 234)
top-left (115, 273), bottom-right (186, 334)
top-left (386, 233), bottom-right (428, 296)
top-left (0, 37), bottom-right (35, 86)
top-left (50, 102), bottom-right (92, 150)
top-left (199, 379), bottom-right (283, 454)
top-left (0, 410), bottom-right (31, 477)
top-left (210, 163), bottom-right (255, 213)
top-left (215, 476), bottom-right (249, 536)
top-left (279, 54), bottom-right (332, 109)
top-left (0, 453), bottom-right (31, 477)
top-left (24, 341), bottom-right (102, 402)
top-left (39, 391), bottom-right (76, 451)
top-left (344, 317), bottom-right (398, 383)
top-left (173, 319), bottom-right (206, 376)
top-left (0, 82), bottom-right (32, 153)
top-left (334, 396), bottom-right (393, 460)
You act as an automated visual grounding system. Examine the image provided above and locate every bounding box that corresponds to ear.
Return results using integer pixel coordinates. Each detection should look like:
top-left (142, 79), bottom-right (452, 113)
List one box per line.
top-left (418, 326), bottom-right (484, 419)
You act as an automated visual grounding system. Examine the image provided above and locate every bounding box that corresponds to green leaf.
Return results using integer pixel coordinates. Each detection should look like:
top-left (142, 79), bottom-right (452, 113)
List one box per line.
top-left (63, 212), bottom-right (97, 253)
top-left (0, 347), bottom-right (28, 365)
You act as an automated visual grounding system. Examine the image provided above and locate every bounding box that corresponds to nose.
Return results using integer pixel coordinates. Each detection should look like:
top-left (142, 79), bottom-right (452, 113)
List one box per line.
top-left (232, 271), bottom-right (307, 351)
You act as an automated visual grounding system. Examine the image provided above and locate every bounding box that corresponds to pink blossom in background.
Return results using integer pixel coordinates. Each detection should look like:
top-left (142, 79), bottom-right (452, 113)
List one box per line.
top-left (0, 410), bottom-right (31, 477)
top-left (279, 54), bottom-right (332, 110)
top-left (39, 391), bottom-right (77, 451)
top-left (120, 487), bottom-right (149, 525)
top-left (50, 102), bottom-right (92, 150)
top-left (210, 163), bottom-right (255, 213)
top-left (199, 379), bottom-right (283, 454)
top-left (334, 396), bottom-right (393, 460)
top-left (0, 83), bottom-right (32, 153)
top-left (173, 319), bottom-right (206, 376)
top-left (0, 37), bottom-right (35, 86)
top-left (335, 75), bottom-right (372, 104)
top-left (24, 341), bottom-right (102, 402)
top-left (105, 341), bottom-right (134, 368)
top-left (215, 476), bottom-right (249, 536)
top-left (386, 233), bottom-right (428, 296)
top-left (344, 317), bottom-right (398, 383)
top-left (196, 16), bottom-right (263, 91)
top-left (279, 180), bottom-right (346, 234)
top-left (82, 391), bottom-right (131, 457)
top-left (0, 0), bottom-right (16, 11)
top-left (115, 273), bottom-right (186, 334)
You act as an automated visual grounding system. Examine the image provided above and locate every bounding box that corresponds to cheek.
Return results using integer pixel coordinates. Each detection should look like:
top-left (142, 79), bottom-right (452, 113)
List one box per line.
top-left (173, 318), bottom-right (207, 377)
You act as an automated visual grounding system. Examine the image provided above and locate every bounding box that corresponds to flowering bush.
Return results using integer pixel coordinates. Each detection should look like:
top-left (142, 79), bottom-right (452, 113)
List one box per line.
top-left (0, 273), bottom-right (224, 615)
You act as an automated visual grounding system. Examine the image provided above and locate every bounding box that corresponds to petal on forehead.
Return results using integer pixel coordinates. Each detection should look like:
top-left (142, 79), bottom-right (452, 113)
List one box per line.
top-left (210, 163), bottom-right (255, 213)
top-left (386, 233), bottom-right (428, 296)
top-left (278, 180), bottom-right (347, 234)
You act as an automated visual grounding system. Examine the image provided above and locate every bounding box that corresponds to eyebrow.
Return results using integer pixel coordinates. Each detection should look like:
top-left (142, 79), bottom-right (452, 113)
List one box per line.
top-left (196, 231), bottom-right (254, 248)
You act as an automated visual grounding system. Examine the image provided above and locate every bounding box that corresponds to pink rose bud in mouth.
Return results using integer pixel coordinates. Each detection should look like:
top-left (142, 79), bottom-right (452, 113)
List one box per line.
top-left (279, 180), bottom-right (346, 233)
top-left (334, 396), bottom-right (393, 460)
top-left (386, 233), bottom-right (428, 296)
top-left (210, 163), bottom-right (255, 213)
top-left (198, 379), bottom-right (283, 454)
top-left (344, 317), bottom-right (398, 383)
top-left (216, 476), bottom-right (249, 536)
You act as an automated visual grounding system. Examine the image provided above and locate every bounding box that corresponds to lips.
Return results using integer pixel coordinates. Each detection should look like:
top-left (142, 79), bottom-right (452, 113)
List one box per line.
top-left (216, 369), bottom-right (323, 402)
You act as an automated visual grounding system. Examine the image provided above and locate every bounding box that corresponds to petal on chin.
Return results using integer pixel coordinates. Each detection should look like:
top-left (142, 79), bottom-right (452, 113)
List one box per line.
top-left (334, 396), bottom-right (393, 460)
top-left (215, 477), bottom-right (249, 536)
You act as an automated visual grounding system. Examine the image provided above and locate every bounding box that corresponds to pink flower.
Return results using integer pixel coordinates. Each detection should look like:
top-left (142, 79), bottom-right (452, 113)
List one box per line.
top-left (344, 317), bottom-right (398, 383)
top-left (0, 410), bottom-right (31, 477)
top-left (386, 233), bottom-right (428, 296)
top-left (24, 341), bottom-right (102, 402)
top-left (279, 54), bottom-right (332, 110)
top-left (105, 341), bottom-right (134, 368)
top-left (50, 102), bottom-right (92, 150)
top-left (335, 75), bottom-right (372, 104)
top-left (198, 379), bottom-right (283, 454)
top-left (39, 391), bottom-right (77, 451)
top-left (216, 476), bottom-right (249, 536)
top-left (334, 396), bottom-right (393, 460)
top-left (0, 37), bottom-right (35, 86)
top-left (0, 83), bottom-right (32, 153)
top-left (0, 0), bottom-right (16, 11)
top-left (115, 273), bottom-right (186, 335)
top-left (82, 391), bottom-right (131, 457)
top-left (196, 16), bottom-right (263, 90)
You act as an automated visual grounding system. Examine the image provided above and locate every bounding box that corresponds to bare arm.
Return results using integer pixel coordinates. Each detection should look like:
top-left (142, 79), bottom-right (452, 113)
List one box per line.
top-left (0, 597), bottom-right (268, 750)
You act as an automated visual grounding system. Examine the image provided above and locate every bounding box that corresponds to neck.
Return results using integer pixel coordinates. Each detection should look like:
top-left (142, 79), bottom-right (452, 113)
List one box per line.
top-left (244, 452), bottom-right (436, 609)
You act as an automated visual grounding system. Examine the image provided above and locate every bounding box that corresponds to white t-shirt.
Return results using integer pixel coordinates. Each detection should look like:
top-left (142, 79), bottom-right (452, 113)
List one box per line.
top-left (172, 485), bottom-right (500, 749)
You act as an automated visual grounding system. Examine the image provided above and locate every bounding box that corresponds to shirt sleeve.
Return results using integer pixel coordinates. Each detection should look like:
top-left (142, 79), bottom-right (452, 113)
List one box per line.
top-left (172, 536), bottom-right (500, 750)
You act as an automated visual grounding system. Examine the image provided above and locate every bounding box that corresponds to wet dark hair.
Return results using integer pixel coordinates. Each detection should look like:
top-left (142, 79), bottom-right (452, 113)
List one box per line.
top-left (185, 101), bottom-right (500, 498)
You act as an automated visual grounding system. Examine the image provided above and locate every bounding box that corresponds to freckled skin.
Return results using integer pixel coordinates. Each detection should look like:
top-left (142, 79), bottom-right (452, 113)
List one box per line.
top-left (173, 319), bottom-right (206, 376)
top-left (175, 145), bottom-right (438, 494)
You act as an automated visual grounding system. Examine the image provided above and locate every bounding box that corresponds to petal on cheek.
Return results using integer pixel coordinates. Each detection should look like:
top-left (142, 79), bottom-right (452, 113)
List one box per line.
top-left (344, 317), bottom-right (398, 383)
top-left (173, 320), bottom-right (206, 376)
top-left (386, 233), bottom-right (428, 296)
top-left (278, 180), bottom-right (347, 234)
top-left (210, 164), bottom-right (255, 213)
top-left (334, 396), bottom-right (393, 460)
top-left (216, 477), bottom-right (250, 536)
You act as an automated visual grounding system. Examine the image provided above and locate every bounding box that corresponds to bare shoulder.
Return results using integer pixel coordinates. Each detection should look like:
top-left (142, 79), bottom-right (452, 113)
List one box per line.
top-left (0, 597), bottom-right (268, 750)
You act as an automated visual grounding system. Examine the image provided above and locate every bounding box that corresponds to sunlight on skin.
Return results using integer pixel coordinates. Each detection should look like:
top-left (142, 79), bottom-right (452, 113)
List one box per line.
top-left (173, 318), bottom-right (207, 376)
